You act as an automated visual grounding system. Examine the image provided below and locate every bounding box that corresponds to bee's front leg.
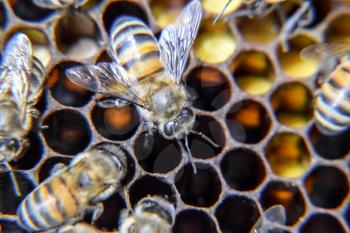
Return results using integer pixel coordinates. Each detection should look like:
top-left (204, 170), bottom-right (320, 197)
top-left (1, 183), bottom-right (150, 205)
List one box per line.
top-left (97, 98), bottom-right (130, 108)
top-left (88, 203), bottom-right (104, 224)
top-left (143, 121), bottom-right (157, 147)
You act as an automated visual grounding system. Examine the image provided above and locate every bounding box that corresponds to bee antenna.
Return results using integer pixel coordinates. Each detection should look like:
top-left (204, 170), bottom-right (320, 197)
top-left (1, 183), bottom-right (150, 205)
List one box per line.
top-left (172, 127), bottom-right (197, 174)
top-left (184, 136), bottom-right (197, 174)
top-left (213, 0), bottom-right (232, 24)
top-left (4, 162), bottom-right (21, 196)
top-left (189, 130), bottom-right (219, 148)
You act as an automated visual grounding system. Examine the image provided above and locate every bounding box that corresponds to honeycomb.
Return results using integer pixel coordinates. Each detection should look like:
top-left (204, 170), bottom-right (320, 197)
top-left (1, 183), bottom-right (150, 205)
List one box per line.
top-left (0, 0), bottom-right (349, 232)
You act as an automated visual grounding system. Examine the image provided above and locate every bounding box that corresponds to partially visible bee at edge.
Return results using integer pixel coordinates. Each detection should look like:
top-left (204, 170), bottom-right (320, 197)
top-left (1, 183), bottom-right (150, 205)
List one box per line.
top-left (213, 0), bottom-right (314, 52)
top-left (119, 196), bottom-right (175, 233)
top-left (301, 42), bottom-right (350, 135)
top-left (213, 0), bottom-right (286, 24)
top-left (54, 222), bottom-right (117, 233)
top-left (66, 0), bottom-right (218, 174)
top-left (16, 143), bottom-right (127, 232)
top-left (0, 33), bottom-right (45, 196)
top-left (33, 0), bottom-right (88, 9)
top-left (250, 205), bottom-right (287, 233)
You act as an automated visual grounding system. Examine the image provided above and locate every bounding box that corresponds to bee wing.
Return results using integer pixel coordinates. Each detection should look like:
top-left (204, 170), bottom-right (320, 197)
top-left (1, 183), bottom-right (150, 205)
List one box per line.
top-left (300, 42), bottom-right (350, 60)
top-left (159, 0), bottom-right (202, 84)
top-left (2, 33), bottom-right (31, 73)
top-left (32, 0), bottom-right (71, 9)
top-left (65, 62), bottom-right (149, 108)
top-left (0, 67), bottom-right (11, 96)
top-left (250, 205), bottom-right (286, 233)
top-left (263, 205), bottom-right (286, 225)
top-left (1, 33), bottom-right (32, 120)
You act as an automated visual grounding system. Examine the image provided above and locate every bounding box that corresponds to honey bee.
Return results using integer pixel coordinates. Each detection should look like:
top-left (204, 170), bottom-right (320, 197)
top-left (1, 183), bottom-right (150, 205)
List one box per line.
top-left (0, 33), bottom-right (45, 196)
top-left (56, 223), bottom-right (117, 233)
top-left (119, 196), bottom-right (175, 233)
top-left (301, 42), bottom-right (350, 135)
top-left (33, 0), bottom-right (87, 9)
top-left (16, 143), bottom-right (127, 232)
top-left (66, 0), bottom-right (218, 173)
top-left (250, 205), bottom-right (287, 233)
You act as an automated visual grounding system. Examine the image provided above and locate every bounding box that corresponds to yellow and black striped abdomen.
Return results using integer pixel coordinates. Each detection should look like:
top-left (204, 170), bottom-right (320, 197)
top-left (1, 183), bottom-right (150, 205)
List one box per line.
top-left (110, 16), bottom-right (164, 83)
top-left (17, 176), bottom-right (81, 231)
top-left (315, 66), bottom-right (350, 135)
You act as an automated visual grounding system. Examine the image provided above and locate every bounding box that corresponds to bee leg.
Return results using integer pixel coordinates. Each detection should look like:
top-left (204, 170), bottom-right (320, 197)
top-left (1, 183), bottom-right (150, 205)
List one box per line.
top-left (143, 122), bottom-right (156, 147)
top-left (4, 162), bottom-right (21, 196)
top-left (280, 0), bottom-right (312, 52)
top-left (50, 163), bottom-right (67, 176)
top-left (88, 203), bottom-right (104, 224)
top-left (97, 98), bottom-right (130, 108)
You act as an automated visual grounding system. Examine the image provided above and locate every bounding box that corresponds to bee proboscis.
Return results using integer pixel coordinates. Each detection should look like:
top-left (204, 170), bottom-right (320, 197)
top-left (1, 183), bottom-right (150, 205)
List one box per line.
top-left (250, 205), bottom-right (287, 233)
top-left (66, 0), bottom-right (218, 174)
top-left (33, 0), bottom-right (87, 9)
top-left (0, 33), bottom-right (45, 196)
top-left (16, 143), bottom-right (127, 232)
top-left (301, 42), bottom-right (350, 135)
top-left (119, 196), bottom-right (175, 233)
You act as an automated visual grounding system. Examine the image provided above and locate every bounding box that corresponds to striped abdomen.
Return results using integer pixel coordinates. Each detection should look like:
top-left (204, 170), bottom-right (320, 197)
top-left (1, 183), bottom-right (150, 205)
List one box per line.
top-left (17, 176), bottom-right (81, 231)
top-left (110, 16), bottom-right (164, 83)
top-left (315, 65), bottom-right (350, 135)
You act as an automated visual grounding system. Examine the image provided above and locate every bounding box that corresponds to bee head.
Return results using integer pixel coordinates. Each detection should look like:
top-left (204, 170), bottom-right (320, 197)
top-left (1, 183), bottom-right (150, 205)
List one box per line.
top-left (76, 146), bottom-right (127, 197)
top-left (0, 137), bottom-right (25, 162)
top-left (161, 107), bottom-right (195, 140)
top-left (136, 196), bottom-right (176, 226)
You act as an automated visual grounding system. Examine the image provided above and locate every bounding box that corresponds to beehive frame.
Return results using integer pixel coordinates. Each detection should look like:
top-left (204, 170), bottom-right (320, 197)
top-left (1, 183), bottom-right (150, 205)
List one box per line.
top-left (0, 0), bottom-right (349, 232)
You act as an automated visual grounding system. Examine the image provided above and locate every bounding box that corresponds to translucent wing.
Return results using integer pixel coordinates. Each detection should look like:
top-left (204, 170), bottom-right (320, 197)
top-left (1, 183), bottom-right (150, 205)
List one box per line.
top-left (301, 42), bottom-right (350, 60)
top-left (159, 0), bottom-right (202, 84)
top-left (0, 67), bottom-right (11, 96)
top-left (65, 62), bottom-right (149, 108)
top-left (264, 205), bottom-right (286, 225)
top-left (2, 33), bottom-right (31, 72)
top-left (33, 0), bottom-right (72, 9)
top-left (250, 205), bottom-right (286, 233)
top-left (1, 33), bottom-right (32, 121)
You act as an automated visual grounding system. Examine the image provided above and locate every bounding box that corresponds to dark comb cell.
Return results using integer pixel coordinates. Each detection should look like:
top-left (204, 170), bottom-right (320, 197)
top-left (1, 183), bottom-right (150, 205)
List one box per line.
top-left (42, 110), bottom-right (91, 155)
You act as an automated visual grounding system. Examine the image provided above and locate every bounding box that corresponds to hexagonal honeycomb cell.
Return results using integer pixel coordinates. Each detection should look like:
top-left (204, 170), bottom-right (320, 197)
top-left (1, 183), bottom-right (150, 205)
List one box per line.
top-left (265, 132), bottom-right (311, 178)
top-left (0, 1), bottom-right (349, 233)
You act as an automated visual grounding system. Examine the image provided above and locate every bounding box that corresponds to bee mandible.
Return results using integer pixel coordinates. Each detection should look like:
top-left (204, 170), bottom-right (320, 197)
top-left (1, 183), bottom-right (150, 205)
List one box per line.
top-left (66, 0), bottom-right (218, 173)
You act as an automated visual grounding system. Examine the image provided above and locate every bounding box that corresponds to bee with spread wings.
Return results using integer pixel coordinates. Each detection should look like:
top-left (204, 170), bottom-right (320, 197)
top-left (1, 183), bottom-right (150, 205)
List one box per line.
top-left (33, 0), bottom-right (87, 9)
top-left (301, 42), bottom-right (350, 135)
top-left (66, 0), bottom-right (218, 173)
top-left (0, 33), bottom-right (45, 196)
top-left (250, 205), bottom-right (287, 233)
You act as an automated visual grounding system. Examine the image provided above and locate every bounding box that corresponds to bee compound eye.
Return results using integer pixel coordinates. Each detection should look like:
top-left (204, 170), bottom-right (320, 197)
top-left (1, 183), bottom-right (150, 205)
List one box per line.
top-left (163, 122), bottom-right (175, 137)
top-left (180, 108), bottom-right (193, 117)
top-left (78, 172), bottom-right (91, 188)
top-left (6, 138), bottom-right (20, 152)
